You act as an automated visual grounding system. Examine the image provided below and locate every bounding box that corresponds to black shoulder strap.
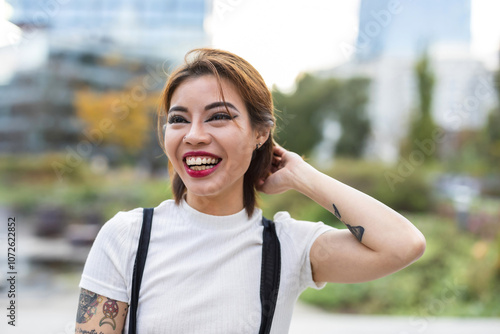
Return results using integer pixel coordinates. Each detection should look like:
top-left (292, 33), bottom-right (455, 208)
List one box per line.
top-left (259, 217), bottom-right (281, 334)
top-left (129, 207), bottom-right (154, 334)
top-left (128, 210), bottom-right (280, 334)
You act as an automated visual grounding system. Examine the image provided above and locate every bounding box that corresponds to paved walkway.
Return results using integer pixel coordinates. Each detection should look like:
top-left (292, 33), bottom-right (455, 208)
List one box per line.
top-left (3, 286), bottom-right (500, 334)
top-left (4, 214), bottom-right (499, 333)
top-left (289, 301), bottom-right (500, 334)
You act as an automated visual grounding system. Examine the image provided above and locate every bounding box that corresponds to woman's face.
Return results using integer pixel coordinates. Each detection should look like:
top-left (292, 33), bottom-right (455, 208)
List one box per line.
top-left (165, 75), bottom-right (266, 204)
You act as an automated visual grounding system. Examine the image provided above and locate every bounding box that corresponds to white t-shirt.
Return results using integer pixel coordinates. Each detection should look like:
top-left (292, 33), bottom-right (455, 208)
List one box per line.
top-left (79, 199), bottom-right (334, 333)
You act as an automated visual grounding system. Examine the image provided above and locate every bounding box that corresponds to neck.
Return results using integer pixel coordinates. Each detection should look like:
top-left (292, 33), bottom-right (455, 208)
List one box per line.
top-left (185, 191), bottom-right (245, 216)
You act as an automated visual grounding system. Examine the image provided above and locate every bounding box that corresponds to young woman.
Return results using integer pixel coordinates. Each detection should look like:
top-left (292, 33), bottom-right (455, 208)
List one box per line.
top-left (76, 48), bottom-right (426, 333)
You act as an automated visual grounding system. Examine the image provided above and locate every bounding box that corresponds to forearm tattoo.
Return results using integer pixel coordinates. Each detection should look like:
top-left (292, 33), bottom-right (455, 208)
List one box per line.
top-left (77, 289), bottom-right (102, 324)
top-left (332, 203), bottom-right (365, 242)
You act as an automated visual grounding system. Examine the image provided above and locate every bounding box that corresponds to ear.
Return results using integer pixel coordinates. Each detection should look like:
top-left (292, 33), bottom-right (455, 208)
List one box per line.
top-left (255, 128), bottom-right (270, 147)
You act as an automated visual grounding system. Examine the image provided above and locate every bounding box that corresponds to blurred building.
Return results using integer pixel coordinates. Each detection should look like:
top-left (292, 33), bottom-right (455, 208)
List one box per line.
top-left (321, 0), bottom-right (496, 162)
top-left (0, 48), bottom-right (159, 153)
top-left (1, 0), bottom-right (212, 155)
top-left (7, 0), bottom-right (211, 60)
top-left (355, 0), bottom-right (471, 62)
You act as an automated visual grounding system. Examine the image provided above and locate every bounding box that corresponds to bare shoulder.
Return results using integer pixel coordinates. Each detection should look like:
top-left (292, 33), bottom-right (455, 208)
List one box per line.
top-left (75, 288), bottom-right (128, 334)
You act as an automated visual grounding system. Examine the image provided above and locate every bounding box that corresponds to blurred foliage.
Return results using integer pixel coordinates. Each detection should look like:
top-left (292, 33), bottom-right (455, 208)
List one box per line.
top-left (335, 78), bottom-right (371, 158)
top-left (0, 154), bottom-right (170, 221)
top-left (273, 74), bottom-right (370, 158)
top-left (441, 63), bottom-right (500, 185)
top-left (3, 154), bottom-right (499, 316)
top-left (484, 65), bottom-right (500, 170)
top-left (74, 80), bottom-right (158, 154)
top-left (485, 108), bottom-right (500, 167)
top-left (2, 155), bottom-right (431, 225)
top-left (261, 159), bottom-right (433, 223)
top-left (442, 130), bottom-right (489, 176)
top-left (300, 214), bottom-right (500, 317)
top-left (0, 153), bottom-right (87, 184)
top-left (400, 52), bottom-right (438, 162)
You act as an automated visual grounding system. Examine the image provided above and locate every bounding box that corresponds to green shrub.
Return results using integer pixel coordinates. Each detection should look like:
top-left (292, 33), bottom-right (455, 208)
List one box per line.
top-left (325, 159), bottom-right (433, 212)
top-left (0, 153), bottom-right (90, 184)
top-left (299, 214), bottom-right (500, 316)
top-left (260, 159), bottom-right (433, 225)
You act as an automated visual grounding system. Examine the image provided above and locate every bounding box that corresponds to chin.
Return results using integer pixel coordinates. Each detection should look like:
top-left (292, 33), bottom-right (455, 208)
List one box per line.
top-left (184, 180), bottom-right (227, 197)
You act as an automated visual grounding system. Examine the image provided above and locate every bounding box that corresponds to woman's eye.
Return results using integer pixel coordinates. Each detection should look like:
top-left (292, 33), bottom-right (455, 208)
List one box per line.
top-left (168, 115), bottom-right (188, 124)
top-left (207, 113), bottom-right (234, 122)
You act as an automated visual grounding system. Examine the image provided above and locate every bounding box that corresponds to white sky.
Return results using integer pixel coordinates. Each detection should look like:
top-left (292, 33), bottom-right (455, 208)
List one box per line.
top-left (2, 0), bottom-right (499, 89)
top-left (210, 0), bottom-right (500, 90)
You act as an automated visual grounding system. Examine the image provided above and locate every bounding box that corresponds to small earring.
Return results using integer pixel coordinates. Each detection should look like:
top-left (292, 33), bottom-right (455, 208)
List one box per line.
top-left (256, 143), bottom-right (261, 150)
top-left (183, 136), bottom-right (187, 141)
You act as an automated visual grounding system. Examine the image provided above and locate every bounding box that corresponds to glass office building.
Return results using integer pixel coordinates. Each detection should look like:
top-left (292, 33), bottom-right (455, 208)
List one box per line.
top-left (7, 0), bottom-right (211, 60)
top-left (356, 0), bottom-right (471, 61)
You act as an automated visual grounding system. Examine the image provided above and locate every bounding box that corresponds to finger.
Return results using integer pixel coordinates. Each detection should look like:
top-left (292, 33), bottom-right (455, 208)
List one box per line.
top-left (271, 153), bottom-right (281, 163)
top-left (271, 160), bottom-right (282, 171)
top-left (272, 155), bottom-right (282, 165)
top-left (272, 145), bottom-right (287, 157)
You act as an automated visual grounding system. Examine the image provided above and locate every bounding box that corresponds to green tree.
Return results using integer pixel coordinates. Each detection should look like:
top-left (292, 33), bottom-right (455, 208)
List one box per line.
top-left (484, 66), bottom-right (500, 169)
top-left (273, 74), bottom-right (371, 159)
top-left (273, 74), bottom-right (330, 156)
top-left (335, 78), bottom-right (371, 157)
top-left (400, 53), bottom-right (438, 162)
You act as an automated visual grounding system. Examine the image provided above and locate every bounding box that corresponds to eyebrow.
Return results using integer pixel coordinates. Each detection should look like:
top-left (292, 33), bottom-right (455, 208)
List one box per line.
top-left (168, 106), bottom-right (188, 113)
top-left (168, 101), bottom-right (239, 114)
top-left (205, 101), bottom-right (239, 113)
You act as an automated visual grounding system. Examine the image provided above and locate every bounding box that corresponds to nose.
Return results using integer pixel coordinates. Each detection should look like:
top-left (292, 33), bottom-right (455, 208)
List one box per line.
top-left (183, 122), bottom-right (211, 146)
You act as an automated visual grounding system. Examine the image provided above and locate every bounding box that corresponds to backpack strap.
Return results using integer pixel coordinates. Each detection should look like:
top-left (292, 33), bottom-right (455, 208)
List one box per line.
top-left (129, 207), bottom-right (154, 334)
top-left (259, 217), bottom-right (281, 334)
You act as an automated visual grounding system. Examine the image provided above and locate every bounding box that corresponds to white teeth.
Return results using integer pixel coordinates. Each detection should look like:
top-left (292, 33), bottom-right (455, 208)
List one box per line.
top-left (190, 165), bottom-right (215, 171)
top-left (185, 156), bottom-right (220, 167)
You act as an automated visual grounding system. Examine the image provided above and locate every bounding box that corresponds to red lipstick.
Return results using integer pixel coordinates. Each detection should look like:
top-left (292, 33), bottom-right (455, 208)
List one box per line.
top-left (182, 151), bottom-right (222, 178)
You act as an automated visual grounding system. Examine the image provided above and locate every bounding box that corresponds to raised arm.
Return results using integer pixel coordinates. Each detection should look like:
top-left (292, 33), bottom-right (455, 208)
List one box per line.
top-left (259, 145), bottom-right (426, 283)
top-left (75, 288), bottom-right (128, 334)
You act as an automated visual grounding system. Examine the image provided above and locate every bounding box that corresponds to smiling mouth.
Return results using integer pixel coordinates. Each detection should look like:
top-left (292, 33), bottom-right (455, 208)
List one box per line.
top-left (184, 156), bottom-right (222, 171)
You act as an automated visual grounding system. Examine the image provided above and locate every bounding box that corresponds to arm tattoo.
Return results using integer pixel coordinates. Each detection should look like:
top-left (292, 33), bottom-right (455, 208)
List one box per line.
top-left (99, 298), bottom-right (120, 329)
top-left (346, 223), bottom-right (365, 242)
top-left (77, 289), bottom-right (102, 324)
top-left (332, 203), bottom-right (342, 220)
top-left (332, 203), bottom-right (365, 242)
top-left (76, 329), bottom-right (104, 334)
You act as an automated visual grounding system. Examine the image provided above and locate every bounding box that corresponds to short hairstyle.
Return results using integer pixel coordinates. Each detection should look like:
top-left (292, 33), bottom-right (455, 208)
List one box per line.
top-left (158, 48), bottom-right (276, 216)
